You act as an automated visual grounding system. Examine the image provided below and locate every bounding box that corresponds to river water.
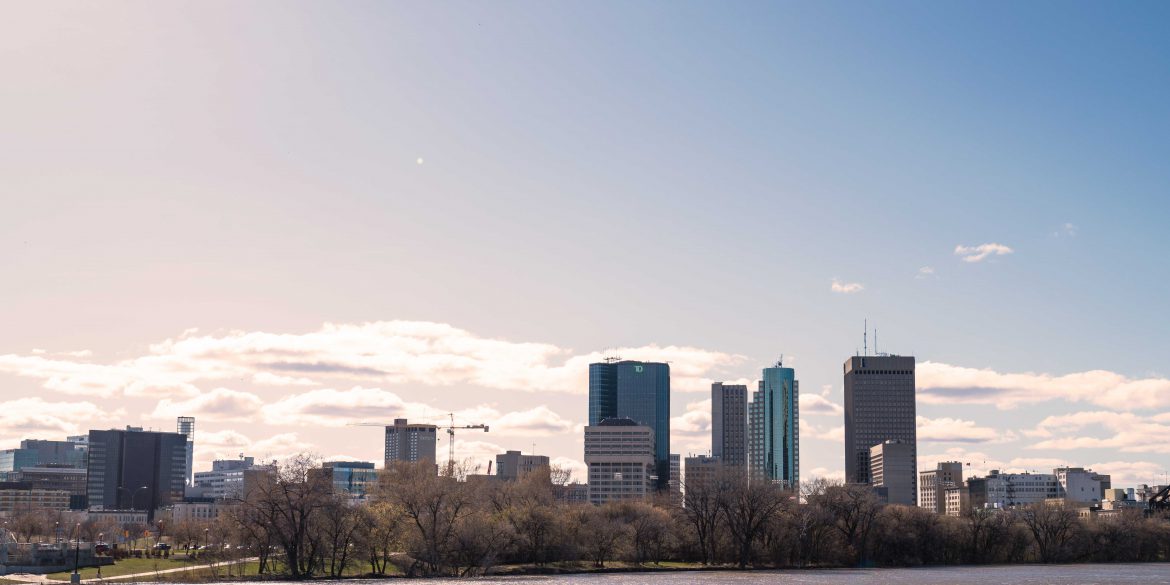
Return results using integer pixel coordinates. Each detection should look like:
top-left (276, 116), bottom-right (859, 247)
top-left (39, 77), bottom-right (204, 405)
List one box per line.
top-left (320, 564), bottom-right (1168, 584)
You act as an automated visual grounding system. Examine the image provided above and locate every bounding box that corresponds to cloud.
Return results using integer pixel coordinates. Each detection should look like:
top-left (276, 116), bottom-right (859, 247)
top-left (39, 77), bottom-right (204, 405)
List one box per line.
top-left (954, 243), bottom-right (1013, 262)
top-left (918, 361), bottom-right (1170, 411)
top-left (257, 385), bottom-right (575, 439)
top-left (0, 398), bottom-right (124, 443)
top-left (671, 399), bottom-right (712, 456)
top-left (804, 423), bottom-right (844, 442)
top-left (806, 467), bottom-right (845, 483)
top-left (550, 456), bottom-right (587, 484)
top-left (916, 266), bottom-right (935, 279)
top-left (196, 430), bottom-right (314, 469)
top-left (0, 321), bottom-right (745, 399)
top-left (1053, 223), bottom-right (1078, 238)
top-left (150, 387), bottom-right (266, 422)
top-left (831, 279), bottom-right (864, 294)
top-left (800, 394), bottom-right (843, 416)
top-left (1024, 411), bottom-right (1170, 453)
top-left (917, 416), bottom-right (1014, 444)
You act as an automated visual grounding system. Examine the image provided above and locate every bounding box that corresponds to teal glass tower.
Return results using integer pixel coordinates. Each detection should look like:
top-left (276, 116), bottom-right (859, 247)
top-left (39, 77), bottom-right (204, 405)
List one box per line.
top-left (760, 362), bottom-right (799, 489)
top-left (588, 360), bottom-right (671, 490)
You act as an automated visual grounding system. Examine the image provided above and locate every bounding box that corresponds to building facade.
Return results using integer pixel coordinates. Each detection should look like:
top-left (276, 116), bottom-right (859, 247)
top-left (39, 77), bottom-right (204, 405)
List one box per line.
top-left (748, 387), bottom-right (764, 478)
top-left (194, 457), bottom-right (259, 500)
top-left (495, 450), bottom-right (550, 482)
top-left (177, 417), bottom-right (195, 488)
top-left (759, 364), bottom-right (799, 488)
top-left (0, 482), bottom-right (71, 513)
top-left (919, 461), bottom-right (964, 513)
top-left (1055, 467), bottom-right (1109, 504)
top-left (588, 360), bottom-right (670, 490)
top-left (711, 383), bottom-right (748, 467)
top-left (683, 454), bottom-right (721, 488)
top-left (584, 418), bottom-right (656, 505)
top-left (969, 470), bottom-right (1061, 508)
top-left (86, 427), bottom-right (187, 519)
top-left (384, 419), bottom-right (438, 470)
top-left (319, 461), bottom-right (378, 500)
top-left (843, 355), bottom-right (917, 485)
top-left (870, 440), bottom-right (916, 505)
top-left (0, 440), bottom-right (87, 472)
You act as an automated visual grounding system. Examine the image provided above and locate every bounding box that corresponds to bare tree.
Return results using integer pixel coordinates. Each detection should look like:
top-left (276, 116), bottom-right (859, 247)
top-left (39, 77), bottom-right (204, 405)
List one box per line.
top-left (1016, 501), bottom-right (1082, 563)
top-left (720, 478), bottom-right (790, 568)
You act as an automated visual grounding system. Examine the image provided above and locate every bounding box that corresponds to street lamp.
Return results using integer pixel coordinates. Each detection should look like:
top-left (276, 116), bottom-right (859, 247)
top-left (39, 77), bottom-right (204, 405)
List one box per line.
top-left (116, 485), bottom-right (150, 511)
top-left (70, 522), bottom-right (81, 585)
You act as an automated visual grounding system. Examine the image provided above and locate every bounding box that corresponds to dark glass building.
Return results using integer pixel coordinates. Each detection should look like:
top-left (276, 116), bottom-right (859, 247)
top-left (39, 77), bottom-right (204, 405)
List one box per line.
top-left (588, 360), bottom-right (670, 490)
top-left (843, 355), bottom-right (917, 485)
top-left (86, 427), bottom-right (187, 520)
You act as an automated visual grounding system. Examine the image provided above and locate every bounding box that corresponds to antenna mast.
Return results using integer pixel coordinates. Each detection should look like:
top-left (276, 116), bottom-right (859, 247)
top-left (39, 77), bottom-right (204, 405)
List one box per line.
top-left (863, 319), bottom-right (867, 356)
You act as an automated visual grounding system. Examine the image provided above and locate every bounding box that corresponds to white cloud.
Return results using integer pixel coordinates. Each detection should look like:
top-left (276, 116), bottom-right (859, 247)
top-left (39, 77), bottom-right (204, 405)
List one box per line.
top-left (800, 393), bottom-right (843, 416)
top-left (671, 399), bottom-right (712, 456)
top-left (0, 397), bottom-right (124, 441)
top-left (917, 416), bottom-right (1014, 444)
top-left (806, 467), bottom-right (845, 483)
top-left (954, 243), bottom-right (1013, 263)
top-left (150, 387), bottom-right (266, 422)
top-left (1025, 411), bottom-right (1170, 453)
top-left (831, 279), bottom-right (864, 294)
top-left (916, 266), bottom-right (935, 279)
top-left (1053, 222), bottom-right (1078, 238)
top-left (918, 361), bottom-right (1170, 411)
top-left (196, 430), bottom-right (314, 470)
top-left (0, 321), bottom-right (744, 398)
top-left (804, 423), bottom-right (844, 442)
top-left (550, 456), bottom-right (587, 484)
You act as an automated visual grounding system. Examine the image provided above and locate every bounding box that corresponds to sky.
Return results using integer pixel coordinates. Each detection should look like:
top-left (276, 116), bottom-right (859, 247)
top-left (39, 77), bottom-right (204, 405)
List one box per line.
top-left (2, 1), bottom-right (1169, 489)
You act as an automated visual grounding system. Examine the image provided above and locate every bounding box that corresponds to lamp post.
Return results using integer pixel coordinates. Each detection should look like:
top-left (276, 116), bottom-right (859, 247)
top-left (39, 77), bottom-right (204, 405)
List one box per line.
top-left (70, 522), bottom-right (81, 585)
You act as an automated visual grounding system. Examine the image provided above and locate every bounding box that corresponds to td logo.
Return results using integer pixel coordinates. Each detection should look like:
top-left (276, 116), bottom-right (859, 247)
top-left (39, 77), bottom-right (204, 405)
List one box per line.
top-left (635, 365), bottom-right (644, 373)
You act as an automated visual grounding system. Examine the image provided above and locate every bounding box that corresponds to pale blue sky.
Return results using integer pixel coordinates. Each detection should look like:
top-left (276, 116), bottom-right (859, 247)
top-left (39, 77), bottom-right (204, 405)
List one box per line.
top-left (2, 1), bottom-right (1168, 485)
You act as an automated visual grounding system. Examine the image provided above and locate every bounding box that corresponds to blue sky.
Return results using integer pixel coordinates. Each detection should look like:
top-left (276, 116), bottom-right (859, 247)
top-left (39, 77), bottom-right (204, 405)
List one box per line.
top-left (2, 1), bottom-right (1168, 486)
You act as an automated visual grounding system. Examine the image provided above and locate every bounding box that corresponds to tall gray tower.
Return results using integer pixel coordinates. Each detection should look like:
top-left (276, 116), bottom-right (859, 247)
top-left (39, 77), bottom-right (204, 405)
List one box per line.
top-left (711, 383), bottom-right (747, 467)
top-left (843, 355), bottom-right (916, 484)
top-left (177, 417), bottom-right (195, 487)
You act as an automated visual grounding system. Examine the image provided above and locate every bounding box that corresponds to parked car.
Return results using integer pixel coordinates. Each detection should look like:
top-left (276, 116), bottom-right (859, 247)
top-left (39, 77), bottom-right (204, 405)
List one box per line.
top-left (153, 542), bottom-right (172, 551)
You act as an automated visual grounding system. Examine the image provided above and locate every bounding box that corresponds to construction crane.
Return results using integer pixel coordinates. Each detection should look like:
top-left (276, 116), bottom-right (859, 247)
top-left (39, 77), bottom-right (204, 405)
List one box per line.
top-left (443, 413), bottom-right (489, 473)
top-left (347, 413), bottom-right (489, 473)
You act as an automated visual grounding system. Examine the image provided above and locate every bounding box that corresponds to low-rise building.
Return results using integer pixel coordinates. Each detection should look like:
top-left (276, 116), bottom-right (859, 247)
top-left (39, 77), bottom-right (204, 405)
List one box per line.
top-left (0, 482), bottom-right (71, 513)
top-left (495, 450), bottom-right (550, 482)
top-left (919, 461), bottom-right (963, 513)
top-left (193, 457), bottom-right (259, 500)
top-left (870, 440), bottom-right (916, 506)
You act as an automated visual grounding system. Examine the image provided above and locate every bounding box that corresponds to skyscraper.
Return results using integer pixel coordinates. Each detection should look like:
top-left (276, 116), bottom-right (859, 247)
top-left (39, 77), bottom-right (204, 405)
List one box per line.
top-left (588, 360), bottom-right (670, 490)
top-left (759, 363), bottom-right (799, 488)
top-left (86, 427), bottom-right (187, 520)
top-left (711, 383), bottom-right (748, 468)
top-left (748, 387), bottom-right (764, 478)
top-left (384, 419), bottom-right (438, 471)
top-left (843, 355), bottom-right (916, 485)
top-left (177, 417), bottom-right (195, 487)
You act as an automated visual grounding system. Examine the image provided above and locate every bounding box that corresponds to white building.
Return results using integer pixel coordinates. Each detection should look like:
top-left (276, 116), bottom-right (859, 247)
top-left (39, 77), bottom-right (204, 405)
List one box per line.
top-left (193, 457), bottom-right (258, 500)
top-left (919, 461), bottom-right (963, 513)
top-left (1055, 467), bottom-right (1109, 504)
top-left (169, 501), bottom-right (224, 522)
top-left (870, 440), bottom-right (916, 506)
top-left (584, 418), bottom-right (656, 505)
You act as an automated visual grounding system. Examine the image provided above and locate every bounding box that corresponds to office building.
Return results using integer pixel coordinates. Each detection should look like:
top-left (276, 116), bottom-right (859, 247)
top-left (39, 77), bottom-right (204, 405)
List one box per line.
top-left (86, 427), bottom-right (187, 519)
top-left (684, 454), bottom-right (722, 488)
top-left (495, 450), bottom-right (550, 482)
top-left (177, 417), bottom-right (195, 487)
top-left (194, 457), bottom-right (260, 500)
top-left (711, 383), bottom-right (748, 468)
top-left (748, 387), bottom-right (764, 478)
top-left (1, 466), bottom-right (87, 500)
top-left (584, 418), bottom-right (656, 505)
top-left (919, 461), bottom-right (964, 513)
top-left (758, 363), bottom-right (799, 488)
top-left (669, 453), bottom-right (681, 496)
top-left (843, 355), bottom-right (916, 484)
top-left (0, 439), bottom-right (87, 472)
top-left (588, 360), bottom-right (671, 490)
top-left (319, 461), bottom-right (378, 500)
top-left (0, 482), bottom-right (71, 513)
top-left (1055, 467), bottom-right (1109, 504)
top-left (869, 440), bottom-right (916, 505)
top-left (943, 484), bottom-right (968, 516)
top-left (384, 419), bottom-right (438, 470)
top-left (968, 470), bottom-right (1061, 508)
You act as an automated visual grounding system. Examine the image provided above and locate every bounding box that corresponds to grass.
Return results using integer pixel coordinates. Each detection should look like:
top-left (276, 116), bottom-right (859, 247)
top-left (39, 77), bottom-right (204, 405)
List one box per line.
top-left (45, 557), bottom-right (256, 582)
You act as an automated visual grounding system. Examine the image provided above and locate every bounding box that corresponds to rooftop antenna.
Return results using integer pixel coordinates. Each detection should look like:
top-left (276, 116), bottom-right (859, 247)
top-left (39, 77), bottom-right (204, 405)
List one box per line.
top-left (863, 319), bottom-right (867, 356)
top-left (777, 354), bottom-right (784, 368)
top-left (875, 328), bottom-right (878, 355)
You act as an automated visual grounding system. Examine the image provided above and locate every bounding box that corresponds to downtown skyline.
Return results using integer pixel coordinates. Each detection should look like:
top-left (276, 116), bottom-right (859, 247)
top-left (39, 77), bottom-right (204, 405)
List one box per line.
top-left (2, 1), bottom-right (1169, 490)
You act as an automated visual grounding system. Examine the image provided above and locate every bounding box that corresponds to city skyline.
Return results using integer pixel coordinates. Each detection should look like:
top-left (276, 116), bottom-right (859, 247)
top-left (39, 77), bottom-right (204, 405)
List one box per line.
top-left (2, 1), bottom-right (1169, 491)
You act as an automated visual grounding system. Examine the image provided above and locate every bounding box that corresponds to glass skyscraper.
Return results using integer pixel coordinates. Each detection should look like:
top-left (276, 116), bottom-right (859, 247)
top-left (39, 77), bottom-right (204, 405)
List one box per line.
top-left (760, 363), bottom-right (799, 489)
top-left (588, 360), bottom-right (670, 490)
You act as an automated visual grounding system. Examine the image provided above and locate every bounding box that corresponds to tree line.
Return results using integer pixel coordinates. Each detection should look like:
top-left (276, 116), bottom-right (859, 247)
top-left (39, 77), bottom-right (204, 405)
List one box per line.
top-left (8, 456), bottom-right (1168, 578)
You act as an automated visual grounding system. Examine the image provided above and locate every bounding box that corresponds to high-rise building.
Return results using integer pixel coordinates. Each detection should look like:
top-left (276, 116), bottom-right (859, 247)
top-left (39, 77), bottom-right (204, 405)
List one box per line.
top-left (588, 360), bottom-right (670, 490)
top-left (584, 418), bottom-right (656, 505)
top-left (495, 450), bottom-right (550, 482)
top-left (870, 440), bottom-right (916, 505)
top-left (177, 417), bottom-right (195, 487)
top-left (748, 387), bottom-right (764, 478)
top-left (919, 461), bottom-right (964, 513)
top-left (758, 364), bottom-right (799, 488)
top-left (711, 383), bottom-right (748, 468)
top-left (669, 453), bottom-right (681, 497)
top-left (86, 427), bottom-right (187, 520)
top-left (843, 355), bottom-right (916, 485)
top-left (384, 419), bottom-right (438, 471)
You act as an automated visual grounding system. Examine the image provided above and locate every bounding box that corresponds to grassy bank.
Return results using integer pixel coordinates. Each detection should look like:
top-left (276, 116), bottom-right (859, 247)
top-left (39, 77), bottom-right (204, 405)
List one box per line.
top-left (46, 558), bottom-right (257, 582)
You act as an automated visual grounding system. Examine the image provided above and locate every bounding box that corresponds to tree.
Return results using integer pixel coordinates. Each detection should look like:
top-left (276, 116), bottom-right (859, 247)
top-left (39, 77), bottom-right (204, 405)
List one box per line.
top-left (232, 454), bottom-right (332, 578)
top-left (680, 472), bottom-right (725, 565)
top-left (377, 460), bottom-right (475, 575)
top-left (1016, 501), bottom-right (1082, 563)
top-left (810, 481), bottom-right (882, 566)
top-left (720, 478), bottom-right (790, 568)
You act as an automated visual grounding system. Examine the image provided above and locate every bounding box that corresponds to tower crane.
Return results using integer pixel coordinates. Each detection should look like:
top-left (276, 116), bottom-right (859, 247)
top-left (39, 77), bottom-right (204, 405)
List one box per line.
top-left (347, 413), bottom-right (489, 474)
